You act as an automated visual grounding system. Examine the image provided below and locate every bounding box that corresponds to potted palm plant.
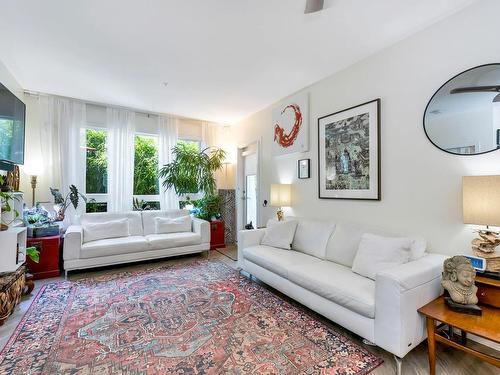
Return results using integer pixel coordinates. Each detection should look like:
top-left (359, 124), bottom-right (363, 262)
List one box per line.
top-left (159, 143), bottom-right (226, 248)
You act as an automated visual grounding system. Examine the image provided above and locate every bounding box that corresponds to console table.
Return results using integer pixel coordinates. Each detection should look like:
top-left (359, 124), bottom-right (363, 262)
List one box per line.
top-left (210, 220), bottom-right (225, 250)
top-left (26, 235), bottom-right (61, 280)
top-left (419, 295), bottom-right (500, 374)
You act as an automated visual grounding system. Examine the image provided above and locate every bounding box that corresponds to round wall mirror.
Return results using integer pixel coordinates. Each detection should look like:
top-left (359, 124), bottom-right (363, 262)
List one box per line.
top-left (424, 63), bottom-right (500, 155)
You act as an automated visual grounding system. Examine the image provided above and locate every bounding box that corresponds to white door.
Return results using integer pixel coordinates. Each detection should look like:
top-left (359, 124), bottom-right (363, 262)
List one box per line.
top-left (245, 174), bottom-right (257, 228)
top-left (237, 142), bottom-right (260, 230)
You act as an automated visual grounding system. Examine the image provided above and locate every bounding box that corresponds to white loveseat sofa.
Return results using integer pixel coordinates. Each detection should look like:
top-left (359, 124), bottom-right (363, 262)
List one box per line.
top-left (238, 218), bottom-right (446, 372)
top-left (64, 210), bottom-right (210, 274)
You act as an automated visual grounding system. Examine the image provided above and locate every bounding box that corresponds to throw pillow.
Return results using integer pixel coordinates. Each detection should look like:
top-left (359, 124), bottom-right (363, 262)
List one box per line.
top-left (352, 233), bottom-right (412, 280)
top-left (261, 220), bottom-right (298, 250)
top-left (410, 237), bottom-right (427, 260)
top-left (83, 218), bottom-right (130, 243)
top-left (292, 219), bottom-right (336, 259)
top-left (155, 215), bottom-right (192, 234)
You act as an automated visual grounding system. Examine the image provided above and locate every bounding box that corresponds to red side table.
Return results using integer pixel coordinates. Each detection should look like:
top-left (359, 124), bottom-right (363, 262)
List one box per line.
top-left (210, 220), bottom-right (225, 250)
top-left (26, 235), bottom-right (61, 280)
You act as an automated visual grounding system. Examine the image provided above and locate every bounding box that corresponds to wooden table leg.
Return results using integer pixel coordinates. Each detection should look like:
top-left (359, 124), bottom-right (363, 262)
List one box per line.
top-left (461, 330), bottom-right (467, 345)
top-left (426, 317), bottom-right (436, 375)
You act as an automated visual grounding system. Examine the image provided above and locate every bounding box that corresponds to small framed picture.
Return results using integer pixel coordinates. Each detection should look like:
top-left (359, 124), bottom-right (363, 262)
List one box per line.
top-left (298, 159), bottom-right (310, 179)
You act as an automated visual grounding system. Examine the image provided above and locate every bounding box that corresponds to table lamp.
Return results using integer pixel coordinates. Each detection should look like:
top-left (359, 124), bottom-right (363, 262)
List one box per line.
top-left (270, 184), bottom-right (291, 221)
top-left (463, 175), bottom-right (500, 272)
top-left (23, 160), bottom-right (44, 207)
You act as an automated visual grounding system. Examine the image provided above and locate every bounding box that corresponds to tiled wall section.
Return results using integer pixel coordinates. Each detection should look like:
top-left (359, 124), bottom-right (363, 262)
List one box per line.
top-left (218, 189), bottom-right (236, 244)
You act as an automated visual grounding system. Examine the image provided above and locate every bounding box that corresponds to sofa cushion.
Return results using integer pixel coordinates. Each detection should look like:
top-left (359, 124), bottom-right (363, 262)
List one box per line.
top-left (155, 215), bottom-right (192, 234)
top-left (352, 233), bottom-right (412, 280)
top-left (80, 212), bottom-right (143, 236)
top-left (292, 218), bottom-right (336, 259)
top-left (81, 236), bottom-right (149, 258)
top-left (288, 261), bottom-right (376, 318)
top-left (146, 232), bottom-right (202, 250)
top-left (325, 223), bottom-right (366, 267)
top-left (242, 245), bottom-right (321, 279)
top-left (261, 220), bottom-right (298, 250)
top-left (82, 218), bottom-right (129, 243)
top-left (142, 210), bottom-right (191, 235)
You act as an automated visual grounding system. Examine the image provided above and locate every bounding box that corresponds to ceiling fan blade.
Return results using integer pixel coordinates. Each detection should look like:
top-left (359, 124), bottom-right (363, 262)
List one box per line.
top-left (450, 85), bottom-right (500, 94)
top-left (305, 0), bottom-right (324, 14)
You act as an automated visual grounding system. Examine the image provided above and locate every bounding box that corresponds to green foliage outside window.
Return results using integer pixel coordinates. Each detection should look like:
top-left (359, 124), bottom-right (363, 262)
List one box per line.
top-left (134, 135), bottom-right (159, 196)
top-left (86, 129), bottom-right (107, 194)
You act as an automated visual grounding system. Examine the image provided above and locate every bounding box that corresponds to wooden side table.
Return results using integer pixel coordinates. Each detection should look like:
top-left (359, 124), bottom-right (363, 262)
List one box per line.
top-left (418, 297), bottom-right (500, 374)
top-left (210, 220), bottom-right (225, 250)
top-left (26, 235), bottom-right (61, 280)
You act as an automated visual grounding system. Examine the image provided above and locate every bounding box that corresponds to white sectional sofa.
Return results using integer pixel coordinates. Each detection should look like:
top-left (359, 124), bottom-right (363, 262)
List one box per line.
top-left (64, 210), bottom-right (210, 274)
top-left (238, 218), bottom-right (446, 373)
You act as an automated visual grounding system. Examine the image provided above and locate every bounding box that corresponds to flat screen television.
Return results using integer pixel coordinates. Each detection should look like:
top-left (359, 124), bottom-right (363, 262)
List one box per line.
top-left (0, 82), bottom-right (25, 170)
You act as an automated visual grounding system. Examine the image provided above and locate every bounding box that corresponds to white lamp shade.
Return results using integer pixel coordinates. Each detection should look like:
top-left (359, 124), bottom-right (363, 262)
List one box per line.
top-left (463, 175), bottom-right (500, 227)
top-left (23, 159), bottom-right (44, 176)
top-left (270, 184), bottom-right (291, 207)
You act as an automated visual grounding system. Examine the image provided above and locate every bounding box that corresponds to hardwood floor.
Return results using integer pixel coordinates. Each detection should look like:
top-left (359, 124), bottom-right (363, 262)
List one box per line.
top-left (0, 251), bottom-right (497, 374)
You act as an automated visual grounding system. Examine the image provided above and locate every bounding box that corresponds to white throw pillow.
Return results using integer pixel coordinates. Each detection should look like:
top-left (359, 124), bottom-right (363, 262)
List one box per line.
top-left (410, 237), bottom-right (427, 260)
top-left (261, 220), bottom-right (298, 250)
top-left (83, 218), bottom-right (130, 243)
top-left (155, 215), bottom-right (192, 234)
top-left (352, 233), bottom-right (412, 280)
top-left (292, 219), bottom-right (336, 259)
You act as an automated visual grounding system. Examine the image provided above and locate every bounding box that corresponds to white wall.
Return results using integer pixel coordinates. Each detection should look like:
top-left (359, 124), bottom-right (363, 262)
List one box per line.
top-left (232, 0), bottom-right (500, 256)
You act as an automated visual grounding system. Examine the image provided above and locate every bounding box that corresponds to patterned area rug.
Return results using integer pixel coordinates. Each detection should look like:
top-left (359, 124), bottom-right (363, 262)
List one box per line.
top-left (0, 261), bottom-right (382, 374)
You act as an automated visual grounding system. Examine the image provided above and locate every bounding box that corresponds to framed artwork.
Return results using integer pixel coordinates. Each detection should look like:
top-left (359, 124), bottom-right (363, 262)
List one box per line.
top-left (318, 99), bottom-right (380, 200)
top-left (272, 92), bottom-right (309, 156)
top-left (298, 159), bottom-right (310, 179)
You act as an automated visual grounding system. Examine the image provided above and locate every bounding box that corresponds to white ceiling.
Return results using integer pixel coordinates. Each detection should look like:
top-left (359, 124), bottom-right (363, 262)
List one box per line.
top-left (0, 0), bottom-right (477, 124)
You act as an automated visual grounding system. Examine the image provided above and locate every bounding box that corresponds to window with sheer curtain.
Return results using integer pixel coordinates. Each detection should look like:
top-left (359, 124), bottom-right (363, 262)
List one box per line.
top-left (85, 128), bottom-right (109, 213)
top-left (133, 133), bottom-right (160, 210)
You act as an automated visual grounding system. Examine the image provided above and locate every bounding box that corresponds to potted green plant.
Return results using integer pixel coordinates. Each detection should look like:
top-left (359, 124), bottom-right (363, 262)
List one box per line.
top-left (26, 246), bottom-right (40, 263)
top-left (50, 185), bottom-right (93, 221)
top-left (0, 175), bottom-right (20, 231)
top-left (159, 143), bottom-right (226, 220)
top-left (194, 194), bottom-right (222, 222)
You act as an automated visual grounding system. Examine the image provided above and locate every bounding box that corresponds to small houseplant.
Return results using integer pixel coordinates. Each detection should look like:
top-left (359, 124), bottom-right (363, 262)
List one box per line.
top-left (194, 194), bottom-right (222, 221)
top-left (50, 185), bottom-right (92, 221)
top-left (0, 175), bottom-right (20, 231)
top-left (26, 246), bottom-right (40, 263)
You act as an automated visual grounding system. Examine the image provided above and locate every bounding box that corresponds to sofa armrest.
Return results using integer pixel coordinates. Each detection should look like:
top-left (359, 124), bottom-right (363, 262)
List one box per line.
top-left (192, 218), bottom-right (210, 244)
top-left (374, 253), bottom-right (446, 358)
top-left (237, 229), bottom-right (266, 268)
top-left (63, 225), bottom-right (83, 261)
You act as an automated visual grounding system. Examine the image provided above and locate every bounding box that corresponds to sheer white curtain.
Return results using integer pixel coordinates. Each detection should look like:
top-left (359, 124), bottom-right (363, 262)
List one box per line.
top-left (106, 108), bottom-right (135, 212)
top-left (39, 96), bottom-right (86, 224)
top-left (202, 121), bottom-right (220, 149)
top-left (158, 115), bottom-right (179, 210)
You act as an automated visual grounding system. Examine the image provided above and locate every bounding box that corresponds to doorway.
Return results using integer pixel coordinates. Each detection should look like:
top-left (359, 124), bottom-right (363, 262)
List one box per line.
top-left (237, 141), bottom-right (260, 231)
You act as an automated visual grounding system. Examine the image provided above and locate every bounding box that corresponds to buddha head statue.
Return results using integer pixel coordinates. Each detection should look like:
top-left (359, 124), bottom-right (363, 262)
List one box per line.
top-left (441, 256), bottom-right (478, 305)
